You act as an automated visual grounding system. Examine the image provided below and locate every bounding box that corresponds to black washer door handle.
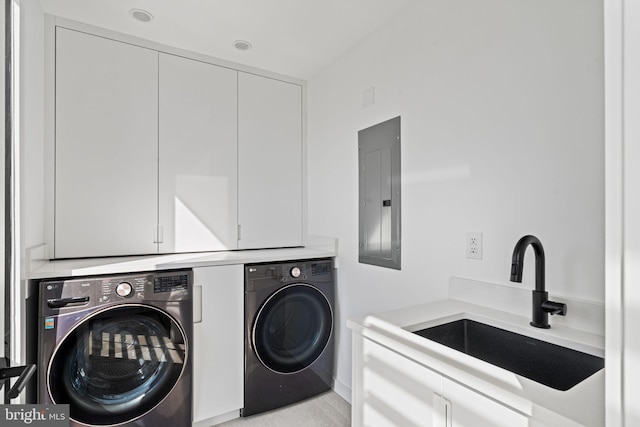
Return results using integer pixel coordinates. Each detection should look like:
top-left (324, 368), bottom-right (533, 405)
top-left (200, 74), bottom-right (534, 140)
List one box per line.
top-left (47, 296), bottom-right (90, 308)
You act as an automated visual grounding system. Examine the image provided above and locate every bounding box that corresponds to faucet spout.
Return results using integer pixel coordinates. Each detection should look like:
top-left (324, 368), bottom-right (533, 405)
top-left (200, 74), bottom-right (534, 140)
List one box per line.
top-left (510, 235), bottom-right (545, 292)
top-left (509, 235), bottom-right (567, 329)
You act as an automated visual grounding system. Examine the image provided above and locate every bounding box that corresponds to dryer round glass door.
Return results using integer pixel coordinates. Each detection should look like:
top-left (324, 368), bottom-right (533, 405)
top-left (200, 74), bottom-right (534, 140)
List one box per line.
top-left (252, 284), bottom-right (333, 374)
top-left (47, 305), bottom-right (187, 425)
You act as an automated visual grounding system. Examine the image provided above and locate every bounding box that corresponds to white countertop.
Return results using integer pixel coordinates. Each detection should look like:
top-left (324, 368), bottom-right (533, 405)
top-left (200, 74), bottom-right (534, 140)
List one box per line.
top-left (28, 245), bottom-right (336, 279)
top-left (348, 298), bottom-right (604, 427)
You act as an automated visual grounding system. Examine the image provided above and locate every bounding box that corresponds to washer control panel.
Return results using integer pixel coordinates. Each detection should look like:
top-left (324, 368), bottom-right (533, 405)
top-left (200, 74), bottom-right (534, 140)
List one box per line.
top-left (99, 276), bottom-right (147, 302)
top-left (39, 270), bottom-right (193, 316)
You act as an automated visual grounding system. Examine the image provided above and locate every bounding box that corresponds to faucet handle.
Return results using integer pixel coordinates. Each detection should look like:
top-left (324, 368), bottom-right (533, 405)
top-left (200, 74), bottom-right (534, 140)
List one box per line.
top-left (541, 300), bottom-right (567, 316)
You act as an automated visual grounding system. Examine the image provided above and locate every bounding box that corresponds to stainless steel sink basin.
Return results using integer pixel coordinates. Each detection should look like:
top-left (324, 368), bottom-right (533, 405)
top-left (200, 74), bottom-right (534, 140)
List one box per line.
top-left (413, 319), bottom-right (604, 391)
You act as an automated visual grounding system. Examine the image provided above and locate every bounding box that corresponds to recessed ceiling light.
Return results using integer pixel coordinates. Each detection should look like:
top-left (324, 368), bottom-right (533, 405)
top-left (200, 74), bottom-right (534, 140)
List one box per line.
top-left (233, 40), bottom-right (252, 51)
top-left (130, 9), bottom-right (154, 23)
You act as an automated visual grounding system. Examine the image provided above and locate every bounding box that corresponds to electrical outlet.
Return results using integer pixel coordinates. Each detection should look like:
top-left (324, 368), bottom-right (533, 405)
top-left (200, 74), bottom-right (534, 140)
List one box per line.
top-left (466, 232), bottom-right (483, 259)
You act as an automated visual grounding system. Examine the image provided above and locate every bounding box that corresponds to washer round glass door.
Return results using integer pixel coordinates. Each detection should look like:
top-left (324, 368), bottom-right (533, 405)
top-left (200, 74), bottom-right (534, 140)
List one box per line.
top-left (252, 284), bottom-right (332, 374)
top-left (48, 305), bottom-right (187, 425)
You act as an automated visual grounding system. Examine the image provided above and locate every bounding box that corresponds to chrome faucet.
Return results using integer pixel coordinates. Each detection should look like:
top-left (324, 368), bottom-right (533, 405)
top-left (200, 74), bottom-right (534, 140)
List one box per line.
top-left (510, 235), bottom-right (567, 329)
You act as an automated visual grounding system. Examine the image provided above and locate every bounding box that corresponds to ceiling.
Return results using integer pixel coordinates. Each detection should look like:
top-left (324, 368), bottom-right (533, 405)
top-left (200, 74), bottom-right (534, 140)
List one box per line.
top-left (40, 0), bottom-right (417, 79)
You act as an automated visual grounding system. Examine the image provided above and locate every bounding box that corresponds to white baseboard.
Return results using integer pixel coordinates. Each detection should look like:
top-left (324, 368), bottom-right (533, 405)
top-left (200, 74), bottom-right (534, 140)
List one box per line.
top-left (193, 409), bottom-right (240, 427)
top-left (333, 377), bottom-right (352, 405)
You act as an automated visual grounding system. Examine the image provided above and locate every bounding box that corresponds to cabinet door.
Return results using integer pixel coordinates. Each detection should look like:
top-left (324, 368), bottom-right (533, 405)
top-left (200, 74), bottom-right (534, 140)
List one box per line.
top-left (357, 336), bottom-right (443, 427)
top-left (443, 378), bottom-right (528, 427)
top-left (193, 265), bottom-right (244, 422)
top-left (238, 72), bottom-right (303, 249)
top-left (55, 28), bottom-right (158, 258)
top-left (159, 53), bottom-right (238, 253)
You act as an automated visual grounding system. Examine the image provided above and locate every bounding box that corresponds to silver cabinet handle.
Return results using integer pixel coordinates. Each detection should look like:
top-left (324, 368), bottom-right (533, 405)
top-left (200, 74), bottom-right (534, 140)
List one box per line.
top-left (194, 285), bottom-right (202, 323)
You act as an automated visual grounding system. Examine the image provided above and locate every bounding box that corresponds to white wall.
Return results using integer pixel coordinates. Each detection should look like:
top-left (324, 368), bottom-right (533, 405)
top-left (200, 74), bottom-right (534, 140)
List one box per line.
top-left (307, 0), bottom-right (604, 397)
top-left (1, 0), bottom-right (6, 361)
top-left (620, 2), bottom-right (640, 424)
top-left (12, 0), bottom-right (45, 365)
top-left (605, 0), bottom-right (640, 424)
top-left (604, 0), bottom-right (623, 423)
top-left (20, 0), bottom-right (45, 258)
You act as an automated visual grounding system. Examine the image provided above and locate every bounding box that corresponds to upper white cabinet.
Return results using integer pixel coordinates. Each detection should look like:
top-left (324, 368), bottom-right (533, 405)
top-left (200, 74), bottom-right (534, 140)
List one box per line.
top-left (238, 72), bottom-right (303, 249)
top-left (51, 25), bottom-right (304, 258)
top-left (158, 53), bottom-right (238, 253)
top-left (54, 28), bottom-right (159, 258)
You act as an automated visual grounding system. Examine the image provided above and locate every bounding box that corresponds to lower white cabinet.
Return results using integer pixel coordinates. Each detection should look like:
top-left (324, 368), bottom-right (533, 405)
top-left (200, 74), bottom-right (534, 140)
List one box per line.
top-left (353, 335), bottom-right (528, 427)
top-left (443, 377), bottom-right (528, 427)
top-left (354, 335), bottom-right (443, 426)
top-left (193, 265), bottom-right (244, 423)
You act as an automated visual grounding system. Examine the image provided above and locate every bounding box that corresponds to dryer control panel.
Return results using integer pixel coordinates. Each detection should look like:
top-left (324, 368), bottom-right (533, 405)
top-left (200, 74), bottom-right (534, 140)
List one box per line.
top-left (245, 258), bottom-right (333, 292)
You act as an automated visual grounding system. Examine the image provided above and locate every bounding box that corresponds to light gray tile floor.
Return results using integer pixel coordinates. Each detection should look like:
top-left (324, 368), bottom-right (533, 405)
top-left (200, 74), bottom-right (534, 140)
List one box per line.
top-left (217, 391), bottom-right (351, 427)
